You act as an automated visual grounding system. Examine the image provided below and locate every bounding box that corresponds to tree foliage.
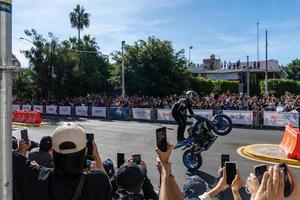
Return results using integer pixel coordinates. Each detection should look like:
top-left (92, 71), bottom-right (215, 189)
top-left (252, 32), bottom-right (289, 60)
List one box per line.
top-left (110, 36), bottom-right (191, 96)
top-left (69, 4), bottom-right (90, 41)
top-left (283, 59), bottom-right (300, 80)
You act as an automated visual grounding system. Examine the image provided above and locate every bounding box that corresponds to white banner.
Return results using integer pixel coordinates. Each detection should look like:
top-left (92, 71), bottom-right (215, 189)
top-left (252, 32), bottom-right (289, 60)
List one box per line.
top-left (223, 110), bottom-right (253, 125)
top-left (22, 104), bottom-right (31, 110)
top-left (33, 105), bottom-right (43, 113)
top-left (91, 107), bottom-right (106, 117)
top-left (188, 109), bottom-right (214, 122)
top-left (157, 109), bottom-right (174, 121)
top-left (264, 111), bottom-right (299, 127)
top-left (75, 106), bottom-right (88, 116)
top-left (12, 104), bottom-right (20, 111)
top-left (59, 106), bottom-right (72, 115)
top-left (46, 105), bottom-right (57, 114)
top-left (132, 108), bottom-right (151, 120)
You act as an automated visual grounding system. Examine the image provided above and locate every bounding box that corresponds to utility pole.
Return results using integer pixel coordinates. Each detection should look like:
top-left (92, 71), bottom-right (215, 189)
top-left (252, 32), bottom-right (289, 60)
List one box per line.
top-left (0, 0), bottom-right (13, 199)
top-left (121, 41), bottom-right (125, 97)
top-left (247, 55), bottom-right (250, 96)
top-left (188, 46), bottom-right (193, 64)
top-left (257, 21), bottom-right (259, 62)
top-left (265, 30), bottom-right (268, 95)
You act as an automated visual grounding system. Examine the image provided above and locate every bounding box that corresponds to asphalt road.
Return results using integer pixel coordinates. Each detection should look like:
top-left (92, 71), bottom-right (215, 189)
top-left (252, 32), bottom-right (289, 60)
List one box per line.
top-left (12, 118), bottom-right (300, 200)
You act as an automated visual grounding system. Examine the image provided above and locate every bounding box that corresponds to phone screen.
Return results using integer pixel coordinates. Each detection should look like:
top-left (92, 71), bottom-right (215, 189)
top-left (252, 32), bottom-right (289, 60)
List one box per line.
top-left (254, 164), bottom-right (267, 184)
top-left (156, 127), bottom-right (167, 152)
top-left (221, 154), bottom-right (230, 167)
top-left (278, 163), bottom-right (292, 197)
top-left (86, 133), bottom-right (94, 156)
top-left (132, 154), bottom-right (141, 165)
top-left (21, 130), bottom-right (29, 144)
top-left (225, 162), bottom-right (236, 184)
top-left (117, 153), bottom-right (125, 168)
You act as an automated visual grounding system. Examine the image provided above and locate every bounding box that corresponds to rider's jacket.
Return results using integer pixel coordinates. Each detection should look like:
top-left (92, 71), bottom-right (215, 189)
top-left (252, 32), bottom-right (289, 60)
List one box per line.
top-left (171, 98), bottom-right (194, 117)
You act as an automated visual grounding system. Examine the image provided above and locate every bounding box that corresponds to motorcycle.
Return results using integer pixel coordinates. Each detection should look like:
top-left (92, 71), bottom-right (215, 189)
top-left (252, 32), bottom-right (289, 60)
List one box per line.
top-left (174, 114), bottom-right (232, 170)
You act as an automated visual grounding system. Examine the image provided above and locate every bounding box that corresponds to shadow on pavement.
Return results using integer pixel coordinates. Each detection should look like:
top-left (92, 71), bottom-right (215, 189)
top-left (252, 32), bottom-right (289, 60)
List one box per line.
top-left (186, 169), bottom-right (250, 200)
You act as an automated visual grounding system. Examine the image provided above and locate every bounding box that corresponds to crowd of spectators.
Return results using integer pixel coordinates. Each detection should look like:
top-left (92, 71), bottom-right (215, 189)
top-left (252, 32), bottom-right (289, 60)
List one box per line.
top-left (13, 122), bottom-right (300, 200)
top-left (14, 91), bottom-right (300, 112)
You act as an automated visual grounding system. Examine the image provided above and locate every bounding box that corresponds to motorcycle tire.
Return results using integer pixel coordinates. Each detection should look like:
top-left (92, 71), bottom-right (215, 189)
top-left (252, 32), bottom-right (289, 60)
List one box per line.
top-left (211, 114), bottom-right (232, 136)
top-left (182, 150), bottom-right (202, 170)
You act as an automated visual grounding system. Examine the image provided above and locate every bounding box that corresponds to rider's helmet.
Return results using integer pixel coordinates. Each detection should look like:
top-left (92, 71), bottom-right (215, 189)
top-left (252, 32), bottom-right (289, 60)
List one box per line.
top-left (186, 90), bottom-right (198, 103)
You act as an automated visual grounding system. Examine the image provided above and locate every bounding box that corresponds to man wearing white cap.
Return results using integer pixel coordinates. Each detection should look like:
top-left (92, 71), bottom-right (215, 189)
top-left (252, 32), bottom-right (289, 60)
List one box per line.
top-left (13, 122), bottom-right (112, 200)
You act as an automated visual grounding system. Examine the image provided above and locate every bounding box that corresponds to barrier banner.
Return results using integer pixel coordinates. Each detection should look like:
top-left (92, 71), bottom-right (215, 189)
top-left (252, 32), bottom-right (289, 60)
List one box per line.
top-left (109, 107), bottom-right (129, 119)
top-left (33, 105), bottom-right (43, 113)
top-left (188, 109), bottom-right (214, 122)
top-left (22, 104), bottom-right (32, 110)
top-left (46, 105), bottom-right (57, 114)
top-left (223, 110), bottom-right (253, 125)
top-left (264, 111), bottom-right (299, 127)
top-left (75, 106), bottom-right (88, 116)
top-left (12, 104), bottom-right (20, 111)
top-left (59, 106), bottom-right (71, 115)
top-left (157, 109), bottom-right (174, 121)
top-left (132, 108), bottom-right (151, 120)
top-left (92, 107), bottom-right (106, 117)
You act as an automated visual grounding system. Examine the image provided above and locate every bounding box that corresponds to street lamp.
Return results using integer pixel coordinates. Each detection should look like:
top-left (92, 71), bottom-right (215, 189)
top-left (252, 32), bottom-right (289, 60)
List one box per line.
top-left (121, 41), bottom-right (125, 97)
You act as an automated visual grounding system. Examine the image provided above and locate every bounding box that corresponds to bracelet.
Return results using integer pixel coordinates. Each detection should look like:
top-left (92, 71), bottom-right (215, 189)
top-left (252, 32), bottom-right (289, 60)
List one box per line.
top-left (169, 174), bottom-right (174, 178)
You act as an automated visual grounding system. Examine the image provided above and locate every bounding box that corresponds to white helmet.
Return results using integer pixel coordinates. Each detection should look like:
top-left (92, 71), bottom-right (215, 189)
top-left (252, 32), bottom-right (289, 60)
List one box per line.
top-left (186, 90), bottom-right (198, 102)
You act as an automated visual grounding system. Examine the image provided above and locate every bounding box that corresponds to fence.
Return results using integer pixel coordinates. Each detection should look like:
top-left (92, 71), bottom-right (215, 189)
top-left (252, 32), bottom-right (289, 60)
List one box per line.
top-left (12, 104), bottom-right (300, 128)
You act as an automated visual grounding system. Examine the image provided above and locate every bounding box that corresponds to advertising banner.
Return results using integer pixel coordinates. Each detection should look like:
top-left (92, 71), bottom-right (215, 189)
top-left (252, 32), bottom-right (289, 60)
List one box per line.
top-left (91, 107), bottom-right (106, 117)
top-left (188, 109), bottom-right (214, 122)
top-left (75, 106), bottom-right (88, 116)
top-left (12, 104), bottom-right (20, 111)
top-left (132, 108), bottom-right (151, 120)
top-left (223, 110), bottom-right (253, 125)
top-left (157, 109), bottom-right (174, 121)
top-left (59, 106), bottom-right (71, 115)
top-left (46, 105), bottom-right (57, 114)
top-left (263, 111), bottom-right (299, 127)
top-left (33, 105), bottom-right (43, 113)
top-left (22, 104), bottom-right (32, 110)
top-left (109, 107), bottom-right (129, 119)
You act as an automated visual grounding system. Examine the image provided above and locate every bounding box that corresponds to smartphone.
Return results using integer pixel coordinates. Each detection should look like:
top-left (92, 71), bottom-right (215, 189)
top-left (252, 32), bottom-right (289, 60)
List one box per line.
top-left (86, 159), bottom-right (92, 170)
top-left (132, 154), bottom-right (141, 165)
top-left (21, 129), bottom-right (29, 144)
top-left (225, 162), bottom-right (236, 184)
top-left (221, 154), bottom-right (230, 167)
top-left (254, 164), bottom-right (267, 184)
top-left (86, 133), bottom-right (94, 156)
top-left (117, 153), bottom-right (125, 168)
top-left (156, 127), bottom-right (167, 152)
top-left (278, 163), bottom-right (292, 197)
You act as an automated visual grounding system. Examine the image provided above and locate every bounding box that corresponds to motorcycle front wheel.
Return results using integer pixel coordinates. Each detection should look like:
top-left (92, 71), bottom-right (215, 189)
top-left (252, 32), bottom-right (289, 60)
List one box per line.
top-left (182, 150), bottom-right (202, 170)
top-left (211, 114), bottom-right (232, 136)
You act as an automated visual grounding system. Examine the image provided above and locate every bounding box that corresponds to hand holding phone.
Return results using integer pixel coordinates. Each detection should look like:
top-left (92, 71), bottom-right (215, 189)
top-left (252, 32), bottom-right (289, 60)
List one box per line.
top-left (225, 162), bottom-right (236, 184)
top-left (132, 154), bottom-right (141, 165)
top-left (156, 127), bottom-right (167, 152)
top-left (117, 153), bottom-right (125, 168)
top-left (254, 164), bottom-right (267, 184)
top-left (86, 133), bottom-right (94, 156)
top-left (221, 154), bottom-right (230, 167)
top-left (278, 163), bottom-right (292, 197)
top-left (21, 129), bottom-right (29, 144)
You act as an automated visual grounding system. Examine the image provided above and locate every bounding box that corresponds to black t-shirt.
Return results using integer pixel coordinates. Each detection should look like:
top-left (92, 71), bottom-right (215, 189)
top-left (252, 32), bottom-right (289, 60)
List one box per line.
top-left (13, 152), bottom-right (112, 200)
top-left (171, 98), bottom-right (194, 116)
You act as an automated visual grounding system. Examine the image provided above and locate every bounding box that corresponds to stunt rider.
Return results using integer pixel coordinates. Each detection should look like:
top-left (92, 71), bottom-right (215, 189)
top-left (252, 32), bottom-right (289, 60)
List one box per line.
top-left (172, 91), bottom-right (197, 144)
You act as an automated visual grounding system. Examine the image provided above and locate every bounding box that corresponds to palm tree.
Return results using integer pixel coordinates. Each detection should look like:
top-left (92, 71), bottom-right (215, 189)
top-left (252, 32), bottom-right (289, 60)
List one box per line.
top-left (69, 4), bottom-right (90, 42)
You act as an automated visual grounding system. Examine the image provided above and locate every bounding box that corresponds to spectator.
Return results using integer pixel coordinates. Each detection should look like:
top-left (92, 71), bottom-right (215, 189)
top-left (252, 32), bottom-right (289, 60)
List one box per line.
top-left (28, 136), bottom-right (53, 168)
top-left (13, 122), bottom-right (112, 200)
top-left (102, 159), bottom-right (115, 179)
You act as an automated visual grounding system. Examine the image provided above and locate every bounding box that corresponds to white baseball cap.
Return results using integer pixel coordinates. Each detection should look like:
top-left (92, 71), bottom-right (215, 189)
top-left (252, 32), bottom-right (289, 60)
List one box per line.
top-left (52, 122), bottom-right (86, 154)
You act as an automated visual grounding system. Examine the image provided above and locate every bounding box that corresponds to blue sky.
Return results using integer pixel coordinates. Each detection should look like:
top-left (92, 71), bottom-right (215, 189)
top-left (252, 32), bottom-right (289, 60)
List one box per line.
top-left (12, 0), bottom-right (300, 67)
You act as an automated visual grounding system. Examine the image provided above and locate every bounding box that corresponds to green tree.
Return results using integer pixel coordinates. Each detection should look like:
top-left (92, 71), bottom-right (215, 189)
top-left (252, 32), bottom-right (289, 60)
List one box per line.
top-left (13, 68), bottom-right (38, 101)
top-left (284, 59), bottom-right (300, 80)
top-left (111, 36), bottom-right (191, 96)
top-left (69, 4), bottom-right (90, 42)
